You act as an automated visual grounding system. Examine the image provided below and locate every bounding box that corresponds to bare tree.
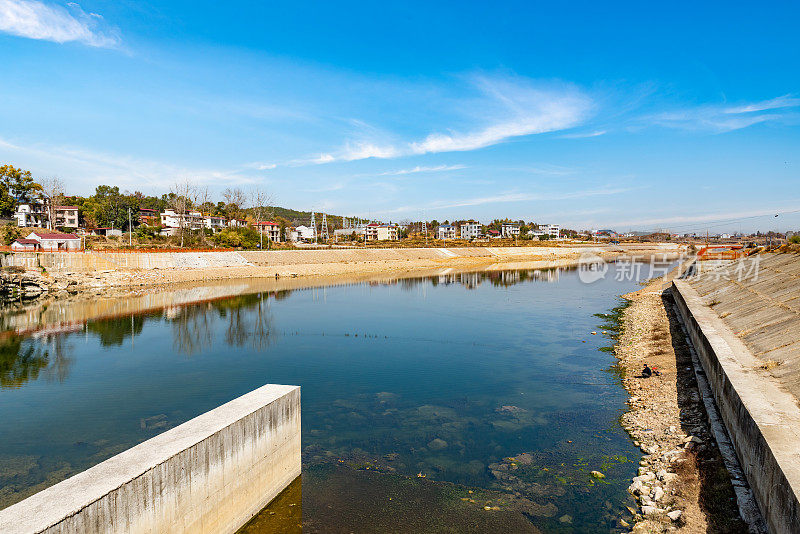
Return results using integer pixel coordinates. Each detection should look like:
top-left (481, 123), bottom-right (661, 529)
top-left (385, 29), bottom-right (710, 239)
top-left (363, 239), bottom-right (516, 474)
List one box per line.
top-left (250, 186), bottom-right (274, 249)
top-left (40, 177), bottom-right (65, 230)
top-left (170, 179), bottom-right (196, 248)
top-left (222, 187), bottom-right (247, 222)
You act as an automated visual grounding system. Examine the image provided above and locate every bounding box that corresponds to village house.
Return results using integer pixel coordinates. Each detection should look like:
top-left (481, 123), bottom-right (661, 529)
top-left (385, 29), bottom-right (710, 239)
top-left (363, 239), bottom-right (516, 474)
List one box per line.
top-left (160, 209), bottom-right (205, 232)
top-left (227, 218), bottom-right (248, 228)
top-left (501, 223), bottom-right (520, 238)
top-left (290, 225), bottom-right (316, 242)
top-left (486, 229), bottom-right (501, 239)
top-left (529, 224), bottom-right (560, 239)
top-left (89, 227), bottom-right (123, 237)
top-left (255, 221), bottom-right (282, 242)
top-left (138, 208), bottom-right (159, 226)
top-left (54, 206), bottom-right (79, 228)
top-left (460, 222), bottom-right (482, 240)
top-left (437, 224), bottom-right (457, 240)
top-left (13, 203), bottom-right (47, 228)
top-left (10, 238), bottom-right (38, 251)
top-left (364, 223), bottom-right (399, 241)
top-left (12, 231), bottom-right (82, 251)
top-left (204, 215), bottom-right (227, 232)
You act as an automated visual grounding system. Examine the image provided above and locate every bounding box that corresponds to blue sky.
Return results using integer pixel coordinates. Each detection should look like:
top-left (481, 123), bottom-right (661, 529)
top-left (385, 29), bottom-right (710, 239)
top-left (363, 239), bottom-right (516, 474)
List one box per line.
top-left (1, 0), bottom-right (799, 232)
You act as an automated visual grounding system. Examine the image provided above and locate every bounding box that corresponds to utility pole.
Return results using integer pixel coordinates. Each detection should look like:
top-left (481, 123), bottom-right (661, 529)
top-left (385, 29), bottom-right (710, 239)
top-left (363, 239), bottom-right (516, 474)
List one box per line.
top-left (128, 208), bottom-right (132, 248)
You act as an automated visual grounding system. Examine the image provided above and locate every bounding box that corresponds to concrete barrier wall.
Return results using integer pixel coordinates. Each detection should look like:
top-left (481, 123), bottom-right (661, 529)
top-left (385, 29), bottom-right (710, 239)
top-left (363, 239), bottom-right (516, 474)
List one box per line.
top-left (0, 384), bottom-right (301, 534)
top-left (672, 280), bottom-right (800, 534)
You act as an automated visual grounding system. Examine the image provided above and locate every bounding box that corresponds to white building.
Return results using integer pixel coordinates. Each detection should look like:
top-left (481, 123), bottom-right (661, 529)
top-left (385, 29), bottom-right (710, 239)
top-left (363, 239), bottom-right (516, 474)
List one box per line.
top-left (256, 221), bottom-right (282, 242)
top-left (460, 222), bottom-right (482, 240)
top-left (529, 224), bottom-right (560, 239)
top-left (204, 215), bottom-right (227, 232)
top-left (364, 223), bottom-right (399, 241)
top-left (291, 225), bottom-right (316, 242)
top-left (544, 224), bottom-right (560, 238)
top-left (14, 203), bottom-right (47, 228)
top-left (437, 225), bottom-right (457, 240)
top-left (227, 218), bottom-right (248, 228)
top-left (23, 231), bottom-right (82, 251)
top-left (161, 209), bottom-right (204, 231)
top-left (501, 223), bottom-right (520, 238)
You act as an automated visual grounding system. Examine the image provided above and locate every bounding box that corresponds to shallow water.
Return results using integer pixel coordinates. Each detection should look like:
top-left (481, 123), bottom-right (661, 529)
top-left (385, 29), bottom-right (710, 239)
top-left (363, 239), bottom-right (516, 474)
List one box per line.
top-left (0, 267), bottom-right (651, 532)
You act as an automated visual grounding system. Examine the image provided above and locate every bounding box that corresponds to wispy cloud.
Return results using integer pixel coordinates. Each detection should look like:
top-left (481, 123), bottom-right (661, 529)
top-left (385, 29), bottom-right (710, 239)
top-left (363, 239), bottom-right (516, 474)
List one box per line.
top-left (560, 129), bottom-right (606, 139)
top-left (377, 164), bottom-right (466, 176)
top-left (648, 94), bottom-right (800, 133)
top-left (0, 0), bottom-right (119, 47)
top-left (303, 76), bottom-right (592, 165)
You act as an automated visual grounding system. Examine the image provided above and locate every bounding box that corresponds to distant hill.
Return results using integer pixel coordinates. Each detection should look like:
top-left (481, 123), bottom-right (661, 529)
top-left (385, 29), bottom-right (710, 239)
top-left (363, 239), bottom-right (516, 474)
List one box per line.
top-left (265, 206), bottom-right (348, 228)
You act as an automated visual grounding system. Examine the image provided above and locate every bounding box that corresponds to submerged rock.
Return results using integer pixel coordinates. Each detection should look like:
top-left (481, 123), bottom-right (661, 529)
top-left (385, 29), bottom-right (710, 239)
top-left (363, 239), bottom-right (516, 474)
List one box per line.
top-left (427, 438), bottom-right (448, 451)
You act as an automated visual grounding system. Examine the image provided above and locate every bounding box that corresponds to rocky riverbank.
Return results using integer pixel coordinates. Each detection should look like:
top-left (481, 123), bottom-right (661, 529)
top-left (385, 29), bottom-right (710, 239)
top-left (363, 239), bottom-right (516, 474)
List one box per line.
top-left (614, 274), bottom-right (748, 533)
top-left (0, 268), bottom-right (80, 301)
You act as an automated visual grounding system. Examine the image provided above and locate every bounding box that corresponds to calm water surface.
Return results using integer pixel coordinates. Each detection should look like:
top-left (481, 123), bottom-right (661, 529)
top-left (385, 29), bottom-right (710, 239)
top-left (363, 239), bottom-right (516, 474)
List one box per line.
top-left (1, 267), bottom-right (647, 532)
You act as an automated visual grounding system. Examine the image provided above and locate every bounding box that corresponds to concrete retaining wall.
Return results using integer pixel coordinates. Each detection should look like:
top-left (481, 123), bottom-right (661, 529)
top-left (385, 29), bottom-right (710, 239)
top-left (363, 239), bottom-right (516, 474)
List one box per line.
top-left (0, 384), bottom-right (301, 534)
top-left (672, 280), bottom-right (800, 534)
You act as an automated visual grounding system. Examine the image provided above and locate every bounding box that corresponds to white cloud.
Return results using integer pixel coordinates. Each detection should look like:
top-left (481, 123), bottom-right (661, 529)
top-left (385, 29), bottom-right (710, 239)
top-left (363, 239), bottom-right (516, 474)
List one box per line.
top-left (648, 94), bottom-right (800, 133)
top-left (0, 0), bottom-right (119, 47)
top-left (308, 76), bottom-right (592, 164)
top-left (377, 164), bottom-right (466, 176)
top-left (723, 95), bottom-right (800, 114)
top-left (560, 130), bottom-right (606, 139)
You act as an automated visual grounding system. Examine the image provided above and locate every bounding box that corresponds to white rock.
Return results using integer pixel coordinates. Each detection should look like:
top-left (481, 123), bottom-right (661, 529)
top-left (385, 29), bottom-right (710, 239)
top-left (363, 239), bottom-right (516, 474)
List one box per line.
top-left (628, 480), bottom-right (645, 495)
top-left (667, 510), bottom-right (683, 521)
top-left (641, 505), bottom-right (664, 516)
top-left (652, 486), bottom-right (665, 502)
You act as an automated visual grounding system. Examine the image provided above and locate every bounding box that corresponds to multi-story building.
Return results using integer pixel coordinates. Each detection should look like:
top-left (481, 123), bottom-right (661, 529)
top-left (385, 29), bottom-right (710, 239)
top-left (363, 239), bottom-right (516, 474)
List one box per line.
top-left (364, 223), bottom-right (399, 241)
top-left (460, 222), bottom-right (482, 240)
top-left (437, 225), bottom-right (457, 240)
top-left (529, 224), bottom-right (560, 239)
top-left (138, 208), bottom-right (159, 226)
top-left (501, 223), bottom-right (520, 238)
top-left (227, 218), bottom-right (248, 228)
top-left (54, 206), bottom-right (79, 228)
top-left (256, 221), bottom-right (282, 242)
top-left (14, 203), bottom-right (47, 228)
top-left (544, 224), bottom-right (560, 238)
top-left (160, 209), bottom-right (204, 231)
top-left (204, 215), bottom-right (227, 232)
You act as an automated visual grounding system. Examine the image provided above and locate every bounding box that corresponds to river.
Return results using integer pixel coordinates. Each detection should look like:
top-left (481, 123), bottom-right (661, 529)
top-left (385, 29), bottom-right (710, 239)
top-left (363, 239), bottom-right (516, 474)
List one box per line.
top-left (0, 265), bottom-right (653, 533)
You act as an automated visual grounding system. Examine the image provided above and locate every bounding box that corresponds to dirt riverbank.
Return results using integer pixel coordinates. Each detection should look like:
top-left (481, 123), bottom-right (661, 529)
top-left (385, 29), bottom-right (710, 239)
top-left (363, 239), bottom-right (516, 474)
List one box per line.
top-left (615, 272), bottom-right (749, 533)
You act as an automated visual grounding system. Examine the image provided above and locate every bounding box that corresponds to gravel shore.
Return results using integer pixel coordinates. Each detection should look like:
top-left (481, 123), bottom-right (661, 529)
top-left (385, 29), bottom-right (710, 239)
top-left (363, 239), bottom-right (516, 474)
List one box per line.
top-left (615, 273), bottom-right (748, 533)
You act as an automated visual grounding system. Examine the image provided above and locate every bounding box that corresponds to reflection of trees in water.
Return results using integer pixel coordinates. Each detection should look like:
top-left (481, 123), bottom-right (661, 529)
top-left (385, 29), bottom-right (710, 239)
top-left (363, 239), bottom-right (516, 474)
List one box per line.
top-left (0, 334), bottom-right (73, 388)
top-left (169, 292), bottom-right (277, 355)
top-left (223, 297), bottom-right (275, 350)
top-left (171, 304), bottom-right (215, 356)
top-left (87, 316), bottom-right (146, 347)
top-left (402, 268), bottom-right (571, 290)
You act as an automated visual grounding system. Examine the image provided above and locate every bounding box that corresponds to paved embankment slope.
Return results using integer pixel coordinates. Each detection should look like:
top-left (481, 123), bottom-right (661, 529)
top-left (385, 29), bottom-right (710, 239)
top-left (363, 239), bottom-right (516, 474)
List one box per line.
top-left (0, 243), bottom-right (684, 290)
top-left (673, 253), bottom-right (800, 534)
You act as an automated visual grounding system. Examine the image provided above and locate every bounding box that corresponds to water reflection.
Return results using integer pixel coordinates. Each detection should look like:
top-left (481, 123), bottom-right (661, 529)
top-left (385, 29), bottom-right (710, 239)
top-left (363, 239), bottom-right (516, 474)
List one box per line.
top-left (0, 333), bottom-right (73, 389)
